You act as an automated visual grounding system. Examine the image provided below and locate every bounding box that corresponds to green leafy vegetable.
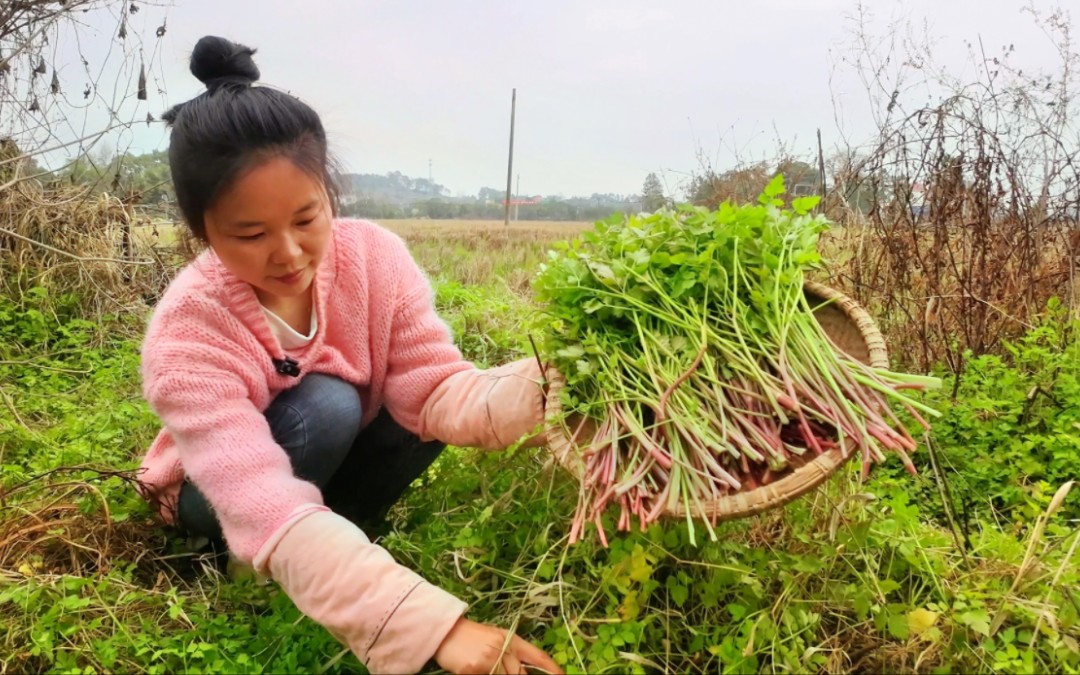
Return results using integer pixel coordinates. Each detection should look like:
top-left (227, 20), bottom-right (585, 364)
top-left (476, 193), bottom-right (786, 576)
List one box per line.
top-left (532, 176), bottom-right (942, 546)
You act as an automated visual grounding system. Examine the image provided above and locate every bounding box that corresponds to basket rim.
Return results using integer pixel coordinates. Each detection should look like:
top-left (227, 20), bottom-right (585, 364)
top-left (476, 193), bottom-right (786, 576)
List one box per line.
top-left (543, 280), bottom-right (889, 521)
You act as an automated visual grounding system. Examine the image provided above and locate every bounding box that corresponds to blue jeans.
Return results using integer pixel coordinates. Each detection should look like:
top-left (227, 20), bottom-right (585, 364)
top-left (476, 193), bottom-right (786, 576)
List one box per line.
top-left (176, 373), bottom-right (447, 547)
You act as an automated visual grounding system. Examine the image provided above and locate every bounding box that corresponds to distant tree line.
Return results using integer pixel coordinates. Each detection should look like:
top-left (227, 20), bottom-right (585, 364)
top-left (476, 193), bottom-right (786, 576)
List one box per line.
top-left (47, 148), bottom-right (896, 223)
top-left (340, 194), bottom-right (643, 222)
top-left (337, 172), bottom-right (644, 221)
top-left (44, 151), bottom-right (648, 222)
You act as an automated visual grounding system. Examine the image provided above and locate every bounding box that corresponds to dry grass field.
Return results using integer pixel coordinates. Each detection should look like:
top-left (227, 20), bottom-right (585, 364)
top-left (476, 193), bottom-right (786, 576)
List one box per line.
top-left (381, 219), bottom-right (591, 296)
top-left (380, 218), bottom-right (592, 236)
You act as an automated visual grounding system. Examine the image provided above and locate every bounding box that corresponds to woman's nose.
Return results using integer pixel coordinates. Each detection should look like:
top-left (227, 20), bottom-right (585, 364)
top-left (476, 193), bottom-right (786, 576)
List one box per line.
top-left (271, 233), bottom-right (302, 264)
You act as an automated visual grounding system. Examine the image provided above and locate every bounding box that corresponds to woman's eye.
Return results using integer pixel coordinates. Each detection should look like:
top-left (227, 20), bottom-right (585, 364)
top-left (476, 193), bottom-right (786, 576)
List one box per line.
top-left (237, 233), bottom-right (265, 241)
top-left (296, 218), bottom-right (315, 227)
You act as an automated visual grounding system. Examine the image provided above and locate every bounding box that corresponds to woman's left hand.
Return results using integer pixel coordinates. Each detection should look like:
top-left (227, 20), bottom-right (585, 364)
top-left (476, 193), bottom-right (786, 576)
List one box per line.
top-left (434, 617), bottom-right (565, 675)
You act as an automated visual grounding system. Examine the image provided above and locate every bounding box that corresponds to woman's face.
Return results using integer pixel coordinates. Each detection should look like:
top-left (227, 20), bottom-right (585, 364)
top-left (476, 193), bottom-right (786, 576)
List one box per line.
top-left (203, 156), bottom-right (332, 305)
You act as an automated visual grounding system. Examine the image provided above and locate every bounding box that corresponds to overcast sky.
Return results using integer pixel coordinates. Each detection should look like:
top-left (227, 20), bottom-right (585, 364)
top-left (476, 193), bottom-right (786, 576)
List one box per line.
top-left (48, 0), bottom-right (1075, 198)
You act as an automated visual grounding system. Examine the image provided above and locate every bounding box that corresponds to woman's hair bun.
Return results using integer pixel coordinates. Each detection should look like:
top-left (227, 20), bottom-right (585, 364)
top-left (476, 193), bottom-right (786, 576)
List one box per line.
top-left (189, 36), bottom-right (260, 88)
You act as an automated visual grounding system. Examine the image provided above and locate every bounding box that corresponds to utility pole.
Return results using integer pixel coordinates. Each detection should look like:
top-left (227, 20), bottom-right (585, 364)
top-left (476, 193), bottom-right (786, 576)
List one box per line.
top-left (504, 88), bottom-right (516, 227)
top-left (816, 129), bottom-right (827, 203)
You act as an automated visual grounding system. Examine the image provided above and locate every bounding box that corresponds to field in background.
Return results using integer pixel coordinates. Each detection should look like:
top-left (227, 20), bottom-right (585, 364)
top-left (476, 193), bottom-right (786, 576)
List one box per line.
top-left (140, 218), bottom-right (590, 242)
top-left (134, 218), bottom-right (591, 299)
top-left (133, 214), bottom-right (1078, 374)
top-left (386, 219), bottom-right (589, 299)
top-left (381, 218), bottom-right (591, 236)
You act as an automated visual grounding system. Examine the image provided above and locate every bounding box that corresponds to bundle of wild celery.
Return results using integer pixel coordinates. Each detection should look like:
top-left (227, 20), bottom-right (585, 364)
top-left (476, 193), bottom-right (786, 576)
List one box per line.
top-left (533, 177), bottom-right (941, 545)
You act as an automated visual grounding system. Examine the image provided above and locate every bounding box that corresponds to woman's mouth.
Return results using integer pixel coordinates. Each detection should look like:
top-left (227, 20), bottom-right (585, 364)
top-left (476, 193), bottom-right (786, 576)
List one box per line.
top-left (273, 267), bottom-right (306, 284)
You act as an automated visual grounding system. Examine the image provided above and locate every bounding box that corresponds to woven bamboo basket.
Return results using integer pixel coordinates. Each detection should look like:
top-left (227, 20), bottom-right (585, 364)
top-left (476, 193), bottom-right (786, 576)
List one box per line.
top-left (543, 280), bottom-right (889, 521)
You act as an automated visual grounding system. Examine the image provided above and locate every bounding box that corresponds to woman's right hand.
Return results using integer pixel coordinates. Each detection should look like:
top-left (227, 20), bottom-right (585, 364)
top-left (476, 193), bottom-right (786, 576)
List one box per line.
top-left (434, 617), bottom-right (564, 674)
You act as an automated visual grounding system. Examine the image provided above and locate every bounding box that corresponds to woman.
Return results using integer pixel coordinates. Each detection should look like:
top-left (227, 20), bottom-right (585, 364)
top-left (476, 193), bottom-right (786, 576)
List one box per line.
top-left (137, 35), bottom-right (563, 675)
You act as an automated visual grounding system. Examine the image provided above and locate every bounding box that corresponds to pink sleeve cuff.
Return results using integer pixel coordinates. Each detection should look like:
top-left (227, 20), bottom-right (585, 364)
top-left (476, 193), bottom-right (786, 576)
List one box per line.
top-left (258, 508), bottom-right (468, 673)
top-left (252, 502), bottom-right (332, 573)
top-left (418, 358), bottom-right (548, 450)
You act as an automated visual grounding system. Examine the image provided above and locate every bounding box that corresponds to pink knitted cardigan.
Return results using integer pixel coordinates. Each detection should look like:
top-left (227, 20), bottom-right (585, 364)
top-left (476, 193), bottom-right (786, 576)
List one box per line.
top-left (137, 218), bottom-right (473, 562)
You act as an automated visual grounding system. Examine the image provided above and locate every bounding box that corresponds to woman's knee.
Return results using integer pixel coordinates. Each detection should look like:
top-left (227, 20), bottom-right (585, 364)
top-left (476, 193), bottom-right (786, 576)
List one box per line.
top-left (265, 373), bottom-right (362, 484)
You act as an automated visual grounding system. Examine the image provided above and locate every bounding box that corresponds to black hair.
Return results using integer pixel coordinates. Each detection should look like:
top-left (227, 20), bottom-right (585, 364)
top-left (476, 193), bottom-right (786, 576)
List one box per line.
top-left (162, 36), bottom-right (340, 240)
